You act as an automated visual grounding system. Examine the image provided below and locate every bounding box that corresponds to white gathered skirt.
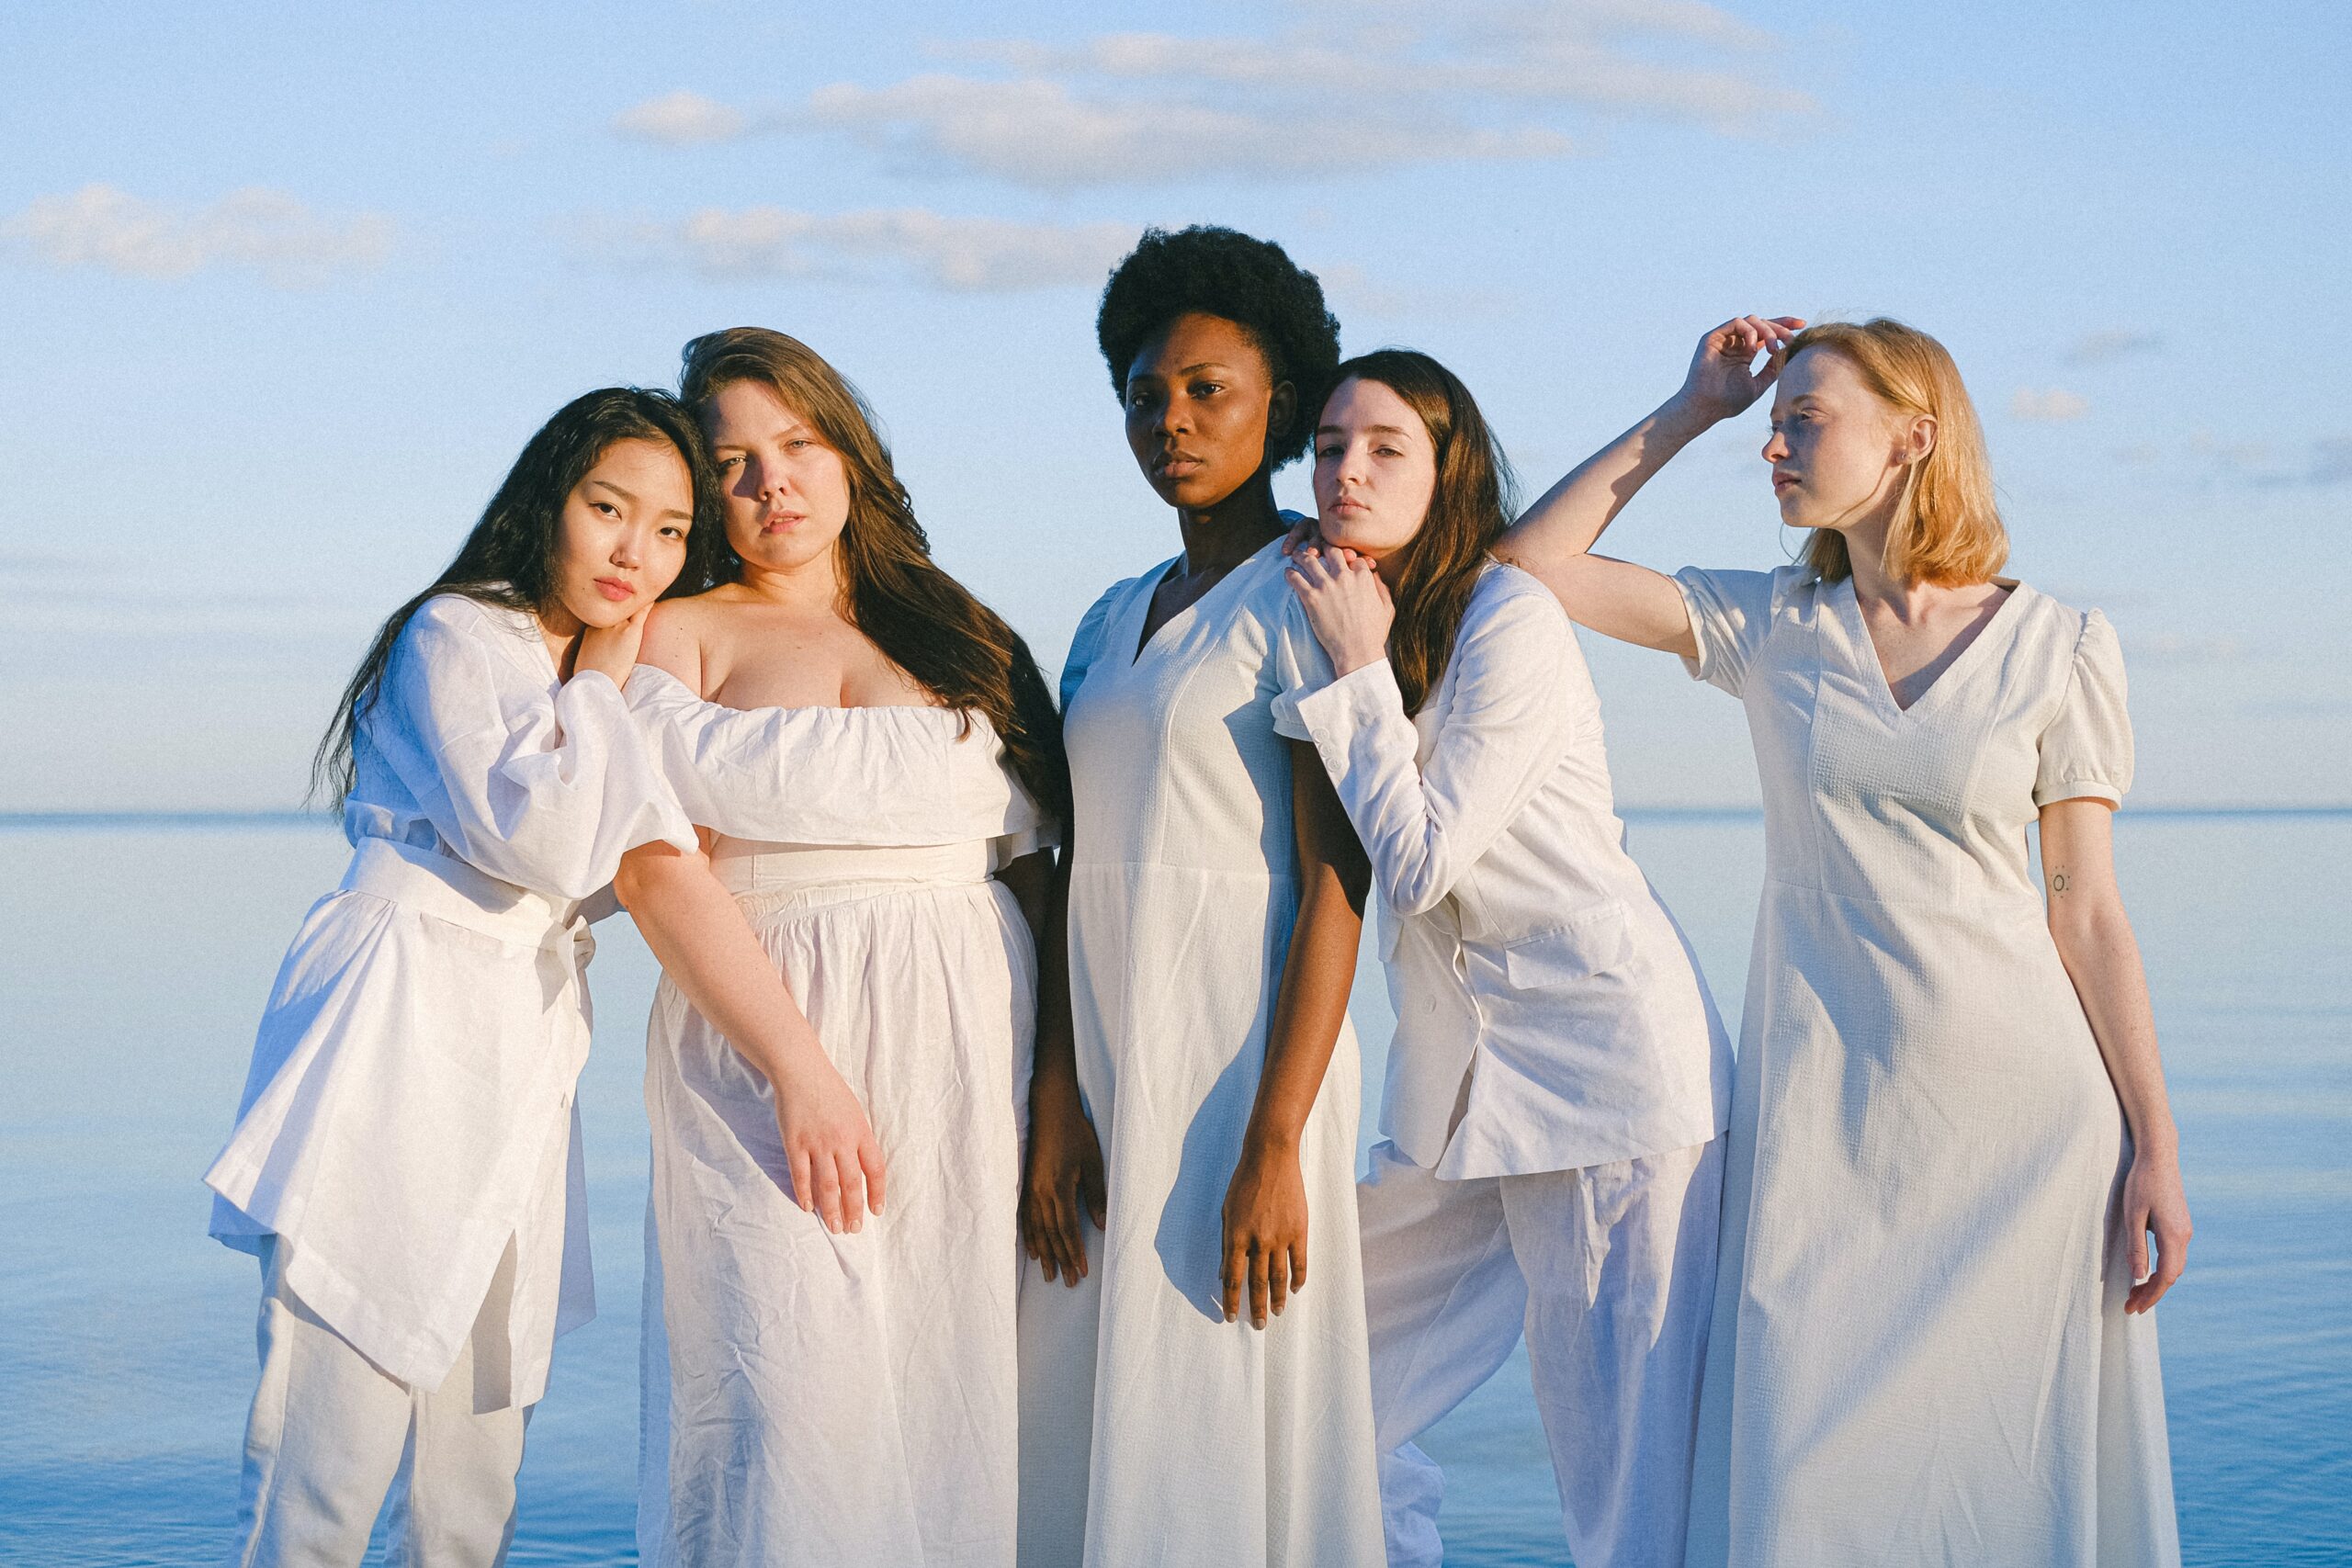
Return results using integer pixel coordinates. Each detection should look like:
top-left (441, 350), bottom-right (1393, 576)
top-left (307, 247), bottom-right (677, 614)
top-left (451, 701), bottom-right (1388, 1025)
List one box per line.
top-left (637, 842), bottom-right (1036, 1568)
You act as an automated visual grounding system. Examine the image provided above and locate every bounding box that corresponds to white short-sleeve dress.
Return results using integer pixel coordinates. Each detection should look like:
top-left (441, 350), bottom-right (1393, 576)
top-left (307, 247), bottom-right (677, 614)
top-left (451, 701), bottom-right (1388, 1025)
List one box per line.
top-left (1675, 566), bottom-right (2177, 1567)
top-left (1015, 541), bottom-right (1385, 1568)
top-left (627, 667), bottom-right (1053, 1568)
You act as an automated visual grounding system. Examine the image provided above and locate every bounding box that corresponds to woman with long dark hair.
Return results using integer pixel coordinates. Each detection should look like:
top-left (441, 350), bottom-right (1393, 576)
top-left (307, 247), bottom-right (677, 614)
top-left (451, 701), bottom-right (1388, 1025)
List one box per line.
top-left (203, 388), bottom-right (715, 1566)
top-left (1015, 226), bottom-right (1385, 1565)
top-left (613, 328), bottom-right (1066, 1566)
top-left (1278, 352), bottom-right (1732, 1568)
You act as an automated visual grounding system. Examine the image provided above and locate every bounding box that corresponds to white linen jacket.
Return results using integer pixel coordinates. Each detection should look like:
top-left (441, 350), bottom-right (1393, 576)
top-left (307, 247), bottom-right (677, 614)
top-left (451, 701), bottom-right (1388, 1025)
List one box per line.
top-left (1273, 563), bottom-right (1731, 1179)
top-left (205, 592), bottom-right (695, 1402)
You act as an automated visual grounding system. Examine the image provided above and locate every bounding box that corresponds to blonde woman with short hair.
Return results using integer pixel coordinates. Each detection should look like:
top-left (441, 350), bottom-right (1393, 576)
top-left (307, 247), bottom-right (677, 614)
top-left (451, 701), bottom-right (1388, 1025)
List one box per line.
top-left (1498, 317), bottom-right (2188, 1566)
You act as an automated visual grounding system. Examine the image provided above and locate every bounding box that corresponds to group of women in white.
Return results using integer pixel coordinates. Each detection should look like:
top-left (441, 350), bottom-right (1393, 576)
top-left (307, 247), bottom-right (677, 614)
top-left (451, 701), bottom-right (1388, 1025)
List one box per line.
top-left (205, 225), bottom-right (2191, 1567)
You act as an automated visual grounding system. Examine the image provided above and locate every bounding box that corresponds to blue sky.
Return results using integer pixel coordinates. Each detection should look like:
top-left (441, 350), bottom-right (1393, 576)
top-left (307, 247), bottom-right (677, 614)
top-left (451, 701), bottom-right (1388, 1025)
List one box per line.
top-left (4, 0), bottom-right (2346, 810)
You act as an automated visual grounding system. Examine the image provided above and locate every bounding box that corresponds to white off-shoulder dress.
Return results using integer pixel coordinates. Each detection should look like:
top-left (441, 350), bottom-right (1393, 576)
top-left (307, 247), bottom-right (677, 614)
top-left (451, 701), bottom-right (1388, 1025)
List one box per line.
top-left (1674, 567), bottom-right (2177, 1567)
top-left (1016, 542), bottom-right (1385, 1568)
top-left (627, 667), bottom-right (1053, 1568)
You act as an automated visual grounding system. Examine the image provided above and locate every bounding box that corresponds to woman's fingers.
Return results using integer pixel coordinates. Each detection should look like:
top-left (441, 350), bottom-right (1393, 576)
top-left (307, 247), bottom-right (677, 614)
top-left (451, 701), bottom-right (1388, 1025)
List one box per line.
top-left (834, 1150), bottom-right (867, 1233)
top-left (1289, 1237), bottom-right (1308, 1296)
top-left (860, 1134), bottom-right (887, 1216)
top-left (809, 1151), bottom-right (843, 1233)
top-left (789, 1147), bottom-right (816, 1216)
top-left (1220, 1232), bottom-right (1247, 1322)
top-left (1079, 1148), bottom-right (1108, 1232)
top-left (2128, 1202), bottom-right (2151, 1283)
top-left (1266, 1247), bottom-right (1290, 1318)
top-left (1249, 1243), bottom-right (1272, 1326)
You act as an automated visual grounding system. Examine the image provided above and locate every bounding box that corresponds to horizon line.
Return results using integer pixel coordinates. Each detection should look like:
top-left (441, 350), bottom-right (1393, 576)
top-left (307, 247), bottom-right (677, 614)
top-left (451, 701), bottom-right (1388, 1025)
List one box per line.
top-left (4, 805), bottom-right (2349, 832)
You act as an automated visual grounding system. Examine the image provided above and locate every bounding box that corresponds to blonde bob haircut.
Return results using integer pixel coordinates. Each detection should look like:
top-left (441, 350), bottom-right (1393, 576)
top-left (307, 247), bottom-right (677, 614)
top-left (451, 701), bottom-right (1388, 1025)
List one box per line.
top-left (1786, 318), bottom-right (2008, 586)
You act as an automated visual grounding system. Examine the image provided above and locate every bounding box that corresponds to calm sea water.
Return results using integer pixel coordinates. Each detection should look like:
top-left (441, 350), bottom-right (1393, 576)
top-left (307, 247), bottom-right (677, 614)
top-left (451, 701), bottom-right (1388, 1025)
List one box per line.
top-left (1, 814), bottom-right (2345, 1566)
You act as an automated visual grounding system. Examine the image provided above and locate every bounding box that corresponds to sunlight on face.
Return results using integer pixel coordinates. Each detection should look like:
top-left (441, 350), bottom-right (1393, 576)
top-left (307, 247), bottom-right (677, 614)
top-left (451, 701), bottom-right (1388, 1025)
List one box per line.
top-left (1122, 311), bottom-right (1288, 511)
top-left (1763, 349), bottom-right (1919, 533)
top-left (702, 379), bottom-right (854, 573)
top-left (1313, 377), bottom-right (1437, 559)
top-left (548, 437), bottom-right (693, 629)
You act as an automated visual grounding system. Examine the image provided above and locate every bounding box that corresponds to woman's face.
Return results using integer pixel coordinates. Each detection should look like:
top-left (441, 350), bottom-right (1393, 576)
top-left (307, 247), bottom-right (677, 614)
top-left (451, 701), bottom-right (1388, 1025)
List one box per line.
top-left (703, 378), bottom-right (854, 573)
top-left (548, 437), bottom-right (694, 628)
top-left (1312, 376), bottom-right (1437, 561)
top-left (1762, 349), bottom-right (1928, 532)
top-left (1122, 311), bottom-right (1295, 510)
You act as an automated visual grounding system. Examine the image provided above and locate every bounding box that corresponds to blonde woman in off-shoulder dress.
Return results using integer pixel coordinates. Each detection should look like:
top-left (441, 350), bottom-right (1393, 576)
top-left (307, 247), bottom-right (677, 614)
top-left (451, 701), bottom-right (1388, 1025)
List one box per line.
top-left (1498, 316), bottom-right (2190, 1568)
top-left (613, 329), bottom-right (1068, 1568)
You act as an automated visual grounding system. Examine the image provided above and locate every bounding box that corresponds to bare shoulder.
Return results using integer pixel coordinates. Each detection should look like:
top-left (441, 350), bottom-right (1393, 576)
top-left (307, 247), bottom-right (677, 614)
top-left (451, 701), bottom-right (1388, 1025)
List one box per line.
top-left (641, 592), bottom-right (728, 687)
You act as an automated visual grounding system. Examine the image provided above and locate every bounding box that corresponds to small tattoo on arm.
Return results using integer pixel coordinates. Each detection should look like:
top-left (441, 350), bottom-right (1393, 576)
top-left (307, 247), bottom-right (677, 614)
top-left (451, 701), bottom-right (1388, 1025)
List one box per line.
top-left (2050, 871), bottom-right (2071, 894)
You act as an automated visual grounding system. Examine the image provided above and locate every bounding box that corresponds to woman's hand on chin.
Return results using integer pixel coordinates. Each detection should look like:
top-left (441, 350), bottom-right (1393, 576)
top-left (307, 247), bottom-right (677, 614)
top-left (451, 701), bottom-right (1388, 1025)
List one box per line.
top-left (572, 604), bottom-right (653, 688)
top-left (1021, 1068), bottom-right (1107, 1287)
top-left (1286, 545), bottom-right (1394, 677)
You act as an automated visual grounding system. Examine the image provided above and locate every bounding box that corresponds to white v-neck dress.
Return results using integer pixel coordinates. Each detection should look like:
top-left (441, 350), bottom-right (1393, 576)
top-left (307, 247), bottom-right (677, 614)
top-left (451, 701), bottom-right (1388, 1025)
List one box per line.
top-left (1673, 566), bottom-right (2177, 1567)
top-left (1016, 541), bottom-right (1385, 1568)
top-left (626, 667), bottom-right (1052, 1568)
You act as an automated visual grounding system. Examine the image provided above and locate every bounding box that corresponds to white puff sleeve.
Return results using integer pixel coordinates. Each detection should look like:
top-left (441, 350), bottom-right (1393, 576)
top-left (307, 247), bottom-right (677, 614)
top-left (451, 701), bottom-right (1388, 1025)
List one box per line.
top-left (2034, 609), bottom-right (2135, 808)
top-left (370, 595), bottom-right (696, 900)
top-left (1674, 565), bottom-right (1787, 698)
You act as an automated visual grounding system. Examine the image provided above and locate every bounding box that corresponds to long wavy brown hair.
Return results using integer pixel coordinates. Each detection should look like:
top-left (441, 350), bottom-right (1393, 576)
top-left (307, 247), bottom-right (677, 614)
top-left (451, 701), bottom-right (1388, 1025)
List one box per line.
top-left (680, 328), bottom-right (1070, 825)
top-left (1325, 350), bottom-right (1518, 713)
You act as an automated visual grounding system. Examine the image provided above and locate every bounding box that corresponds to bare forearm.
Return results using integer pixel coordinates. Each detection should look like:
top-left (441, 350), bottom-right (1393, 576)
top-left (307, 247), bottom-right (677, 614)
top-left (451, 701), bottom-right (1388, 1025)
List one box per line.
top-left (1248, 871), bottom-right (1363, 1150)
top-left (616, 845), bottom-right (821, 1083)
top-left (2053, 902), bottom-right (2178, 1155)
top-left (1025, 852), bottom-right (1082, 1100)
top-left (1500, 396), bottom-right (1713, 574)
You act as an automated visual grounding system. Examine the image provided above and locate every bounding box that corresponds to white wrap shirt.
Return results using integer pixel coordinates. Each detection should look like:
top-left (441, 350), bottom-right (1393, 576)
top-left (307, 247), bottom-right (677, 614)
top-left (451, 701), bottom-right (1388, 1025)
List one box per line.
top-left (205, 593), bottom-right (695, 1404)
top-left (1273, 563), bottom-right (1732, 1179)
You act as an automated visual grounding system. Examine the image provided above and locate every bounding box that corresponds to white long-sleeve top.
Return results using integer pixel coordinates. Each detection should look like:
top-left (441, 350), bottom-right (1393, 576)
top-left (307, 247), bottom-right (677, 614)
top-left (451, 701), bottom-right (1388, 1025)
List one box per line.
top-left (205, 592), bottom-right (695, 1403)
top-left (1272, 562), bottom-right (1731, 1178)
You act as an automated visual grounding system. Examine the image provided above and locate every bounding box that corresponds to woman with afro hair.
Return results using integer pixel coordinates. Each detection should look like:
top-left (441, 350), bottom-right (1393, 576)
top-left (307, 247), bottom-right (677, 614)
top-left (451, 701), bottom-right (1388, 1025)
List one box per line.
top-left (1016, 226), bottom-right (1386, 1564)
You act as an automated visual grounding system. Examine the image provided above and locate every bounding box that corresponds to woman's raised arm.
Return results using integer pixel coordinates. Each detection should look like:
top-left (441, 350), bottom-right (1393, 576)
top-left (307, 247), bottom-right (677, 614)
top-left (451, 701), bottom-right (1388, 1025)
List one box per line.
top-left (1497, 315), bottom-right (1802, 654)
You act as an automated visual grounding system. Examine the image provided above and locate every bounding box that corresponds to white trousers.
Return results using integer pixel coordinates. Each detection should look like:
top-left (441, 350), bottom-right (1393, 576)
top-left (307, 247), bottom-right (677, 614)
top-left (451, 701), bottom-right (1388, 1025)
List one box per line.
top-left (1360, 1137), bottom-right (1723, 1568)
top-left (232, 1237), bottom-right (532, 1568)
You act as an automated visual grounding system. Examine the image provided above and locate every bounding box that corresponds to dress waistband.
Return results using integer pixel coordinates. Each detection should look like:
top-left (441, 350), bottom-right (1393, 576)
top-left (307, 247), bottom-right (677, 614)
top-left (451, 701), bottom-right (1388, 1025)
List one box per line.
top-left (341, 836), bottom-right (584, 953)
top-left (711, 837), bottom-right (994, 900)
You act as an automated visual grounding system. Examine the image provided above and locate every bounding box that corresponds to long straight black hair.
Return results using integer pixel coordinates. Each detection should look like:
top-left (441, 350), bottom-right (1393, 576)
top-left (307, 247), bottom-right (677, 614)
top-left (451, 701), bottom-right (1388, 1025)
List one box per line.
top-left (680, 328), bottom-right (1071, 828)
top-left (311, 387), bottom-right (723, 806)
top-left (1324, 350), bottom-right (1518, 713)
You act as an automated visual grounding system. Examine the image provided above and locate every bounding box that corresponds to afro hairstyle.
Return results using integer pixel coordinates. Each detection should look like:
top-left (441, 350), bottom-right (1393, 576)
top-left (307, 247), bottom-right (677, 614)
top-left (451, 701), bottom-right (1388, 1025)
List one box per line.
top-left (1095, 225), bottom-right (1342, 469)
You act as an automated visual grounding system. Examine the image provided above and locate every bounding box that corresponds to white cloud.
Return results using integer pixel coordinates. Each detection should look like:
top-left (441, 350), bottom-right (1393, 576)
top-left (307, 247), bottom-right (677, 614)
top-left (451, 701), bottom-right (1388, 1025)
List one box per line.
top-left (2064, 328), bottom-right (2161, 367)
top-left (599, 207), bottom-right (1136, 292)
top-left (615, 90), bottom-right (750, 145)
top-left (627, 0), bottom-right (1810, 189)
top-left (2011, 387), bottom-right (2089, 422)
top-left (797, 73), bottom-right (1569, 189)
top-left (2, 184), bottom-right (391, 286)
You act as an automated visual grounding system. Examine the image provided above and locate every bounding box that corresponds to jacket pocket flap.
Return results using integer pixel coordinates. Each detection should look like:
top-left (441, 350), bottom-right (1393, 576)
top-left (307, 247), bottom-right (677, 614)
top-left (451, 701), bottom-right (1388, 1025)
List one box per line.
top-left (1498, 902), bottom-right (1634, 988)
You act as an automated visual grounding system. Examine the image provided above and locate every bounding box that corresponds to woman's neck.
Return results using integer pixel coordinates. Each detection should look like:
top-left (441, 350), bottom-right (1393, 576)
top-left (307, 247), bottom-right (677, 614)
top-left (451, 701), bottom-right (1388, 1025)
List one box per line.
top-left (736, 545), bottom-right (844, 615)
top-left (1174, 468), bottom-right (1284, 576)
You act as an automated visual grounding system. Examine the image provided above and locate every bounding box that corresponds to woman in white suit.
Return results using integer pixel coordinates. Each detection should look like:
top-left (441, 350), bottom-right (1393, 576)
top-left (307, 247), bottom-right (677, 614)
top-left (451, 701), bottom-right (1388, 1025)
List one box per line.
top-left (1280, 350), bottom-right (1733, 1568)
top-left (205, 389), bottom-right (714, 1568)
